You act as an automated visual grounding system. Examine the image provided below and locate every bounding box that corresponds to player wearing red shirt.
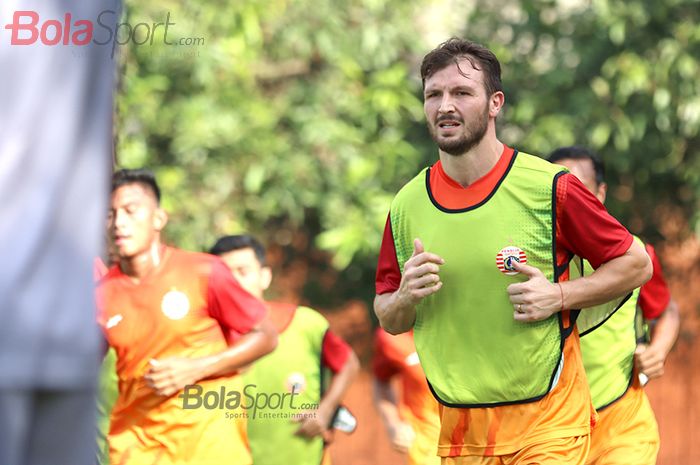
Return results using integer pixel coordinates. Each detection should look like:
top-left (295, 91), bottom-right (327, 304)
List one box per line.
top-left (98, 169), bottom-right (277, 465)
top-left (550, 146), bottom-right (680, 465)
top-left (637, 244), bottom-right (680, 378)
top-left (374, 39), bottom-right (652, 464)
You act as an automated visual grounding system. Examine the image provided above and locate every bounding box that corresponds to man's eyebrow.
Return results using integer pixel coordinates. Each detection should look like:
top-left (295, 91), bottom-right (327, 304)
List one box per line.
top-left (424, 83), bottom-right (476, 94)
top-left (119, 201), bottom-right (139, 209)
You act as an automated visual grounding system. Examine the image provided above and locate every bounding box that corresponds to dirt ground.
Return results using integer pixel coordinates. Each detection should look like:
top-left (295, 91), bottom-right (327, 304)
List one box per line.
top-left (318, 236), bottom-right (700, 465)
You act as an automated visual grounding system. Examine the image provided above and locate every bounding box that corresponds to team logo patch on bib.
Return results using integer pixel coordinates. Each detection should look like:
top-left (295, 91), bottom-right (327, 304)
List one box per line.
top-left (496, 246), bottom-right (527, 275)
top-left (286, 372), bottom-right (307, 394)
top-left (161, 289), bottom-right (190, 320)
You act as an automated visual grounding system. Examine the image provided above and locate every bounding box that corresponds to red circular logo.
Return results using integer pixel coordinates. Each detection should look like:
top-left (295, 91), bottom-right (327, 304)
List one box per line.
top-left (496, 246), bottom-right (527, 275)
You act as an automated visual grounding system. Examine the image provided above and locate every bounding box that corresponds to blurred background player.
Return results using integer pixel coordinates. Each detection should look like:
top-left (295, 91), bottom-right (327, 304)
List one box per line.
top-left (549, 146), bottom-right (680, 465)
top-left (96, 340), bottom-right (118, 465)
top-left (210, 234), bottom-right (360, 465)
top-left (0, 1), bottom-right (118, 465)
top-left (98, 169), bottom-right (277, 465)
top-left (372, 329), bottom-right (440, 465)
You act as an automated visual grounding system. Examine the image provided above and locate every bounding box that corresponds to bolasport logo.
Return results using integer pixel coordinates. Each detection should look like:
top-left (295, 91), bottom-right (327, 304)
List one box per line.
top-left (1, 10), bottom-right (205, 58)
top-left (179, 384), bottom-right (321, 421)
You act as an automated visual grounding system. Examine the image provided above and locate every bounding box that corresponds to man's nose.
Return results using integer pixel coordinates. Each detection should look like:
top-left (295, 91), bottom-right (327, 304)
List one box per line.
top-left (113, 210), bottom-right (128, 229)
top-left (438, 94), bottom-right (456, 114)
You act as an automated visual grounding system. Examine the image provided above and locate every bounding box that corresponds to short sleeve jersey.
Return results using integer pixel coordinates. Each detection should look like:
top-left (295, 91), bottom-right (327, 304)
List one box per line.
top-left (638, 244), bottom-right (671, 319)
top-left (96, 246), bottom-right (266, 465)
top-left (375, 146), bottom-right (634, 457)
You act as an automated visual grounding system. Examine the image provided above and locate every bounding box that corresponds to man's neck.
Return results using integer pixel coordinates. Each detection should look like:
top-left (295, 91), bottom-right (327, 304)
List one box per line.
top-left (120, 241), bottom-right (164, 281)
top-left (439, 136), bottom-right (504, 188)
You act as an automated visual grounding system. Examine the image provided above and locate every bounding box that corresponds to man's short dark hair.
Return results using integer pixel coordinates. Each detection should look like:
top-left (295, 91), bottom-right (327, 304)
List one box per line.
top-left (111, 168), bottom-right (161, 203)
top-left (209, 234), bottom-right (266, 266)
top-left (420, 37), bottom-right (503, 96)
top-left (548, 146), bottom-right (606, 186)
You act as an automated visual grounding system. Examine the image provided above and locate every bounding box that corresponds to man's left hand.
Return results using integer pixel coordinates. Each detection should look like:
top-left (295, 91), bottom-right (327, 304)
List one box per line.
top-left (634, 344), bottom-right (666, 380)
top-left (506, 261), bottom-right (562, 322)
top-left (293, 406), bottom-right (332, 439)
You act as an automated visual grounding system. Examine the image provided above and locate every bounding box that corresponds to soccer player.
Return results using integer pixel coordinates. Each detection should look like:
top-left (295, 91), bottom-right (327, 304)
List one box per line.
top-left (210, 234), bottom-right (360, 465)
top-left (550, 146), bottom-right (680, 465)
top-left (372, 328), bottom-right (440, 465)
top-left (374, 38), bottom-right (652, 464)
top-left (98, 169), bottom-right (277, 465)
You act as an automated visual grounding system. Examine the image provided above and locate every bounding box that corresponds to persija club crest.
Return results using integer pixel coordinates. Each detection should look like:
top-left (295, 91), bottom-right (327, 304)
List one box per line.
top-left (286, 372), bottom-right (307, 394)
top-left (161, 289), bottom-right (190, 320)
top-left (496, 246), bottom-right (527, 276)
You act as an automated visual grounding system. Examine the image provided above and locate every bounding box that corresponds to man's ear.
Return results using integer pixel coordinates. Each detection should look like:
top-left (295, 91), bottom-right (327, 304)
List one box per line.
top-left (489, 91), bottom-right (505, 117)
top-left (597, 182), bottom-right (608, 204)
top-left (260, 266), bottom-right (272, 293)
top-left (153, 208), bottom-right (168, 232)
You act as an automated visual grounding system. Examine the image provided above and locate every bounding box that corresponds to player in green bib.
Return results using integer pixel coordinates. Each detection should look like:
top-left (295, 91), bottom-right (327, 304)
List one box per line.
top-left (96, 348), bottom-right (118, 465)
top-left (210, 235), bottom-right (360, 465)
top-left (374, 38), bottom-right (654, 464)
top-left (550, 146), bottom-right (680, 465)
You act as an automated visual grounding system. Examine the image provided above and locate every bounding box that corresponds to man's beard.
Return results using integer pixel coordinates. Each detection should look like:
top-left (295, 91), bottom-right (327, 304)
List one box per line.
top-left (429, 105), bottom-right (489, 156)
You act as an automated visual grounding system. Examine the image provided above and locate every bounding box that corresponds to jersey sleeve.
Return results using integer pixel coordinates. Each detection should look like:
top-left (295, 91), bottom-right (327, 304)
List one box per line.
top-left (207, 257), bottom-right (266, 335)
top-left (556, 173), bottom-right (633, 269)
top-left (321, 330), bottom-right (352, 373)
top-left (372, 329), bottom-right (401, 382)
top-left (638, 244), bottom-right (671, 319)
top-left (376, 214), bottom-right (402, 295)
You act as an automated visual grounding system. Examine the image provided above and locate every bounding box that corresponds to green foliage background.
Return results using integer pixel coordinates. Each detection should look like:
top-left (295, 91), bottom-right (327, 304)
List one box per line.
top-left (116, 0), bottom-right (699, 307)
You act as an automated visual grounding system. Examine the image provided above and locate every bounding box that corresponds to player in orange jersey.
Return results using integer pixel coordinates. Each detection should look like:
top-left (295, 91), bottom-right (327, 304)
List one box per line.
top-left (97, 169), bottom-right (277, 465)
top-left (372, 329), bottom-right (440, 465)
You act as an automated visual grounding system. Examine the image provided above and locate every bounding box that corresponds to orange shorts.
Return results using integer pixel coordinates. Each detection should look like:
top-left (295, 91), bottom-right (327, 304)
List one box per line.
top-left (320, 449), bottom-right (331, 465)
top-left (586, 386), bottom-right (659, 465)
top-left (410, 423), bottom-right (442, 465)
top-left (441, 435), bottom-right (589, 465)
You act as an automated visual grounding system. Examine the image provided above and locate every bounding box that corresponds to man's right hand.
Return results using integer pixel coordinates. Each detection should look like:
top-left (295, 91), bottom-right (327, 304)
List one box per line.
top-left (374, 238), bottom-right (444, 334)
top-left (396, 238), bottom-right (445, 306)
